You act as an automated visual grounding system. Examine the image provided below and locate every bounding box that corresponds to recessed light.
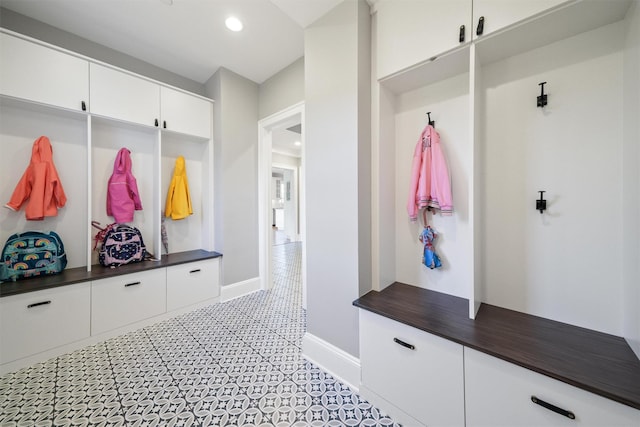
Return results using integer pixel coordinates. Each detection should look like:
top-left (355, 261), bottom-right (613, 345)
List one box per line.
top-left (225, 16), bottom-right (243, 32)
top-left (294, 141), bottom-right (301, 146)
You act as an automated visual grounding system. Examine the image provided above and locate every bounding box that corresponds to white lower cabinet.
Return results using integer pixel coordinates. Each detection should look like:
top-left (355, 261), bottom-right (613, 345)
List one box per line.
top-left (91, 269), bottom-right (166, 335)
top-left (0, 283), bottom-right (90, 364)
top-left (166, 258), bottom-right (220, 312)
top-left (359, 310), bottom-right (465, 427)
top-left (464, 347), bottom-right (640, 426)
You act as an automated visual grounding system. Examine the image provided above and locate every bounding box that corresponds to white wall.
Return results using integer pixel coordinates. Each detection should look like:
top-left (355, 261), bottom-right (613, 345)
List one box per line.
top-left (481, 22), bottom-right (625, 335)
top-left (259, 57), bottom-right (304, 120)
top-left (206, 68), bottom-right (259, 287)
top-left (305, 0), bottom-right (370, 358)
top-left (622, 0), bottom-right (640, 358)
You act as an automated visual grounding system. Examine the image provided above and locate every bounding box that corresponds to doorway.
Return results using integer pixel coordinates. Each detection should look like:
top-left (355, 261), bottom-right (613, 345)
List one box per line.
top-left (258, 102), bottom-right (306, 308)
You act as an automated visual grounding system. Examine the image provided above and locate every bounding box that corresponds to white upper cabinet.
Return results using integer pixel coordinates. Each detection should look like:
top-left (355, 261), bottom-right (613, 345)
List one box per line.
top-left (160, 86), bottom-right (212, 139)
top-left (0, 32), bottom-right (89, 111)
top-left (375, 0), bottom-right (472, 80)
top-left (472, 0), bottom-right (571, 39)
top-left (89, 63), bottom-right (160, 127)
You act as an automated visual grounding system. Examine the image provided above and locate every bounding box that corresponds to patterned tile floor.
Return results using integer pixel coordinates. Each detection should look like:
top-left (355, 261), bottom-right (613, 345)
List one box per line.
top-left (1, 243), bottom-right (399, 427)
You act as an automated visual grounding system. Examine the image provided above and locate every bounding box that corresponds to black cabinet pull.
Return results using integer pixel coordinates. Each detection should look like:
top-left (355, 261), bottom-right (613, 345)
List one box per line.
top-left (163, 120), bottom-right (167, 129)
top-left (154, 118), bottom-right (159, 127)
top-left (459, 25), bottom-right (465, 43)
top-left (476, 16), bottom-right (485, 36)
top-left (27, 300), bottom-right (51, 309)
top-left (125, 281), bottom-right (141, 287)
top-left (393, 338), bottom-right (415, 350)
top-left (81, 101), bottom-right (86, 111)
top-left (189, 269), bottom-right (201, 274)
top-left (531, 396), bottom-right (575, 420)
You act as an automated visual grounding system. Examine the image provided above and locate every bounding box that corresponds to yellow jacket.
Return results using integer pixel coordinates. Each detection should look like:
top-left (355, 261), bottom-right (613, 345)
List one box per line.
top-left (165, 156), bottom-right (192, 220)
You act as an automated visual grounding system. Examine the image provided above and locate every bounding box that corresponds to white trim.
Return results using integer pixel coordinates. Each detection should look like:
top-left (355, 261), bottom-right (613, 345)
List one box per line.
top-left (258, 102), bottom-right (306, 306)
top-left (220, 277), bottom-right (261, 302)
top-left (302, 332), bottom-right (361, 392)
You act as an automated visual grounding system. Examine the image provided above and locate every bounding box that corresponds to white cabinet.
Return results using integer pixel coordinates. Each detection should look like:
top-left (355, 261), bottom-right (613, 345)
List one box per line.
top-left (166, 258), bottom-right (220, 311)
top-left (91, 269), bottom-right (166, 335)
top-left (464, 348), bottom-right (640, 427)
top-left (0, 32), bottom-right (89, 111)
top-left (472, 0), bottom-right (570, 39)
top-left (160, 86), bottom-right (212, 139)
top-left (359, 310), bottom-right (465, 427)
top-left (89, 62), bottom-right (160, 127)
top-left (0, 283), bottom-right (90, 364)
top-left (374, 0), bottom-right (471, 79)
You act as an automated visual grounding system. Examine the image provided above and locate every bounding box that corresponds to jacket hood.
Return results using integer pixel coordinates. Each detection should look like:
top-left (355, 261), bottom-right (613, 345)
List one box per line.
top-left (113, 148), bottom-right (132, 174)
top-left (31, 136), bottom-right (54, 164)
top-left (174, 156), bottom-right (186, 175)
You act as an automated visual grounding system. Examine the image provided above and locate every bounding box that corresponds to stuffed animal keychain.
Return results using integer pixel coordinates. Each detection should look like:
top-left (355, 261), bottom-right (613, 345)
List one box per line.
top-left (419, 208), bottom-right (442, 269)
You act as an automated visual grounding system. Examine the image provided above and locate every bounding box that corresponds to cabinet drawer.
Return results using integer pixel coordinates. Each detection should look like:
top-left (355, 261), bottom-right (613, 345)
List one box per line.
top-left (166, 258), bottom-right (219, 311)
top-left (464, 347), bottom-right (640, 426)
top-left (359, 310), bottom-right (464, 426)
top-left (0, 283), bottom-right (90, 364)
top-left (91, 269), bottom-right (166, 335)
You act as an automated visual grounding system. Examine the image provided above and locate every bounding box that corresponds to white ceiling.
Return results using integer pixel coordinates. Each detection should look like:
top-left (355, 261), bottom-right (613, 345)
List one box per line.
top-left (0, 0), bottom-right (343, 84)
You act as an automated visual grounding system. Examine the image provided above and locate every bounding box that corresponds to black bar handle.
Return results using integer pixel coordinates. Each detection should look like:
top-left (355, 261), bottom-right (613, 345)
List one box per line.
top-left (476, 16), bottom-right (485, 36)
top-left (81, 101), bottom-right (86, 111)
top-left (459, 25), bottom-right (465, 43)
top-left (154, 118), bottom-right (159, 127)
top-left (189, 269), bottom-right (201, 274)
top-left (531, 396), bottom-right (575, 420)
top-left (125, 281), bottom-right (141, 287)
top-left (27, 300), bottom-right (51, 309)
top-left (393, 338), bottom-right (415, 350)
top-left (163, 120), bottom-right (167, 129)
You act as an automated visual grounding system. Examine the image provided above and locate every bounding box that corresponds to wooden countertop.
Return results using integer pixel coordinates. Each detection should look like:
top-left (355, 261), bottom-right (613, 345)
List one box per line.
top-left (353, 282), bottom-right (640, 410)
top-left (0, 249), bottom-right (222, 298)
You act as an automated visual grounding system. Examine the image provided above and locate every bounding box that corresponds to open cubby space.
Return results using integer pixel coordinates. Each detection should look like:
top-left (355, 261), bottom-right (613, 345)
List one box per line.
top-left (0, 98), bottom-right (88, 269)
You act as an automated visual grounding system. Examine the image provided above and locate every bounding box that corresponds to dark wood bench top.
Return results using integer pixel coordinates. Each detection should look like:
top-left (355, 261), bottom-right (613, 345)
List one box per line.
top-left (0, 249), bottom-right (222, 298)
top-left (353, 282), bottom-right (640, 410)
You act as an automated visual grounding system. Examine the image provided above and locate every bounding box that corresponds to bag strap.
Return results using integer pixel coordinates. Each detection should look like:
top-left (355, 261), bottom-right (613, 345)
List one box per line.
top-left (92, 221), bottom-right (116, 251)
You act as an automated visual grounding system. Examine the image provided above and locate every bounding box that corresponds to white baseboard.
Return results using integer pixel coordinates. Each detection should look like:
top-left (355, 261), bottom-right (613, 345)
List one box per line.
top-left (221, 276), bottom-right (261, 302)
top-left (302, 332), bottom-right (361, 392)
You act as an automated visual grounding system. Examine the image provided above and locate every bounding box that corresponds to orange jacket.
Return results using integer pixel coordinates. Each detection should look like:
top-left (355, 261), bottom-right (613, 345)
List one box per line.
top-left (5, 136), bottom-right (67, 220)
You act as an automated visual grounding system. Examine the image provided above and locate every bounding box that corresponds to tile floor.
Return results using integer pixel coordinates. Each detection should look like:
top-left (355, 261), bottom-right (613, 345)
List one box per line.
top-left (0, 243), bottom-right (399, 427)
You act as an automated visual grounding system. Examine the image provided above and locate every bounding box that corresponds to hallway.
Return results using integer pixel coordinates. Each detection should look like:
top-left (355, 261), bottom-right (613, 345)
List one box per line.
top-left (0, 242), bottom-right (398, 426)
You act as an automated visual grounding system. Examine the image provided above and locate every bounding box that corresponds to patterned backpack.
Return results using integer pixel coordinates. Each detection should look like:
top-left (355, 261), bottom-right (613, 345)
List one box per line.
top-left (0, 231), bottom-right (67, 282)
top-left (97, 224), bottom-right (147, 267)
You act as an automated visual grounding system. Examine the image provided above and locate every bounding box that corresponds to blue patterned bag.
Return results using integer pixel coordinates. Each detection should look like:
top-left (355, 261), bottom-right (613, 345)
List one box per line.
top-left (98, 224), bottom-right (147, 267)
top-left (0, 231), bottom-right (67, 282)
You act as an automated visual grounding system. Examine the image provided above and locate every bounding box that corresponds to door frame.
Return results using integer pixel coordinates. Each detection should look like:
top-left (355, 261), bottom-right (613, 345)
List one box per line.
top-left (257, 102), bottom-right (306, 307)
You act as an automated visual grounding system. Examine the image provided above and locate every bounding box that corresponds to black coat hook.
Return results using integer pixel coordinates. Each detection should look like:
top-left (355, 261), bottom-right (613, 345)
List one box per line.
top-left (426, 112), bottom-right (435, 128)
top-left (537, 82), bottom-right (548, 108)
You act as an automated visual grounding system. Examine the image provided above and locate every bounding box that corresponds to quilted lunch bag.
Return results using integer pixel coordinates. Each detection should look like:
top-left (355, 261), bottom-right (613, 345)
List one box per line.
top-left (98, 224), bottom-right (147, 267)
top-left (0, 231), bottom-right (67, 282)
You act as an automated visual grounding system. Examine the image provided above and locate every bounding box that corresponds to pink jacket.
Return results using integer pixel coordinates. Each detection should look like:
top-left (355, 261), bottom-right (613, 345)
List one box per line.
top-left (407, 125), bottom-right (453, 221)
top-left (107, 148), bottom-right (142, 223)
top-left (5, 136), bottom-right (67, 220)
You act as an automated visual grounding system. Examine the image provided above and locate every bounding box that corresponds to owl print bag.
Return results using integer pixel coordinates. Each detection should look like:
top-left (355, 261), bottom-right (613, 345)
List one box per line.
top-left (0, 231), bottom-right (67, 282)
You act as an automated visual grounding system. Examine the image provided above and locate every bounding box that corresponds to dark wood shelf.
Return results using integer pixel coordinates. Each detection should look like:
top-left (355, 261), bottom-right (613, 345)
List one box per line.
top-left (0, 249), bottom-right (222, 298)
top-left (353, 282), bottom-right (640, 410)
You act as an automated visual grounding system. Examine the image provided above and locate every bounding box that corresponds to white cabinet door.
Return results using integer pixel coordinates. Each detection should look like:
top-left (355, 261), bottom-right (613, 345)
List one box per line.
top-left (160, 86), bottom-right (212, 139)
top-left (0, 284), bottom-right (90, 364)
top-left (359, 310), bottom-right (465, 426)
top-left (91, 269), bottom-right (166, 335)
top-left (0, 33), bottom-right (89, 111)
top-left (90, 63), bottom-right (160, 127)
top-left (464, 347), bottom-right (640, 426)
top-left (166, 258), bottom-right (220, 311)
top-left (472, 0), bottom-right (571, 39)
top-left (375, 0), bottom-right (472, 79)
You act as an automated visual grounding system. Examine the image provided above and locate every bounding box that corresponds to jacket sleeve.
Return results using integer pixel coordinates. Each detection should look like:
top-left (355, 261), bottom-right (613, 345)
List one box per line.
top-left (127, 173), bottom-right (143, 210)
top-left (5, 167), bottom-right (33, 211)
top-left (50, 165), bottom-right (67, 208)
top-left (164, 177), bottom-right (176, 218)
top-left (406, 140), bottom-right (423, 221)
top-left (183, 172), bottom-right (193, 215)
top-left (431, 142), bottom-right (453, 215)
